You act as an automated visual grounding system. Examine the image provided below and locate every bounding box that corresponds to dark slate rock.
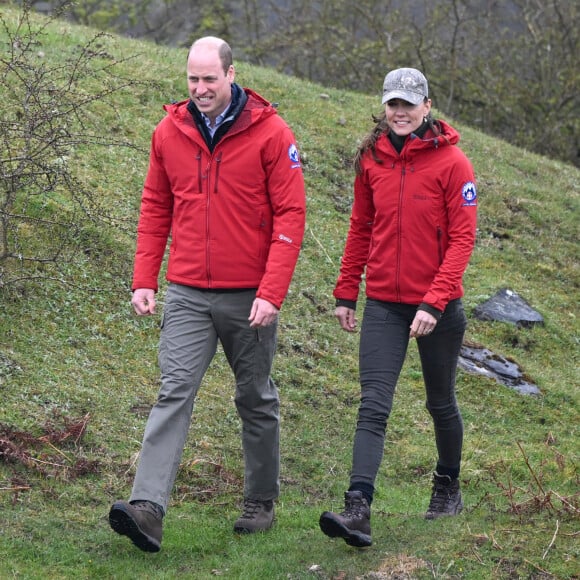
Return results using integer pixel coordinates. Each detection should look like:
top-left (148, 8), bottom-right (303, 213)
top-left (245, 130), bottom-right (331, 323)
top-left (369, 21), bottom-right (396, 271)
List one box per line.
top-left (458, 344), bottom-right (541, 396)
top-left (473, 288), bottom-right (544, 328)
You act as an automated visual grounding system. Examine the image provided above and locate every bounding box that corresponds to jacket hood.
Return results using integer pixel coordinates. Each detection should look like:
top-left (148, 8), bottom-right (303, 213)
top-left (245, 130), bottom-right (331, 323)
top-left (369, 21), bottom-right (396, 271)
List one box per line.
top-left (376, 118), bottom-right (461, 161)
top-left (162, 85), bottom-right (277, 127)
top-left (412, 118), bottom-right (461, 148)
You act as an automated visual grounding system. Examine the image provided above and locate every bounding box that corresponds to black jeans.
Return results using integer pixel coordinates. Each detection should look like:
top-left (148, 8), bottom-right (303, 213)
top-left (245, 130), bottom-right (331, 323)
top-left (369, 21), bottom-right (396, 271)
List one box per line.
top-left (350, 298), bottom-right (467, 492)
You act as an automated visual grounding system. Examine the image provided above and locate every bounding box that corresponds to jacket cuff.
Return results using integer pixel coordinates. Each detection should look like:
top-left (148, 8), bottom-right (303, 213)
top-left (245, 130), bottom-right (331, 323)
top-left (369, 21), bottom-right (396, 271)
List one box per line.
top-left (417, 302), bottom-right (443, 320)
top-left (336, 298), bottom-right (357, 310)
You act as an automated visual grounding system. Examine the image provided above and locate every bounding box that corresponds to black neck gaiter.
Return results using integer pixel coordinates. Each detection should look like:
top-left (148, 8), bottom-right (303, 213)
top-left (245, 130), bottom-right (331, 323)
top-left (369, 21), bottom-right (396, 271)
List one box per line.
top-left (388, 119), bottom-right (430, 154)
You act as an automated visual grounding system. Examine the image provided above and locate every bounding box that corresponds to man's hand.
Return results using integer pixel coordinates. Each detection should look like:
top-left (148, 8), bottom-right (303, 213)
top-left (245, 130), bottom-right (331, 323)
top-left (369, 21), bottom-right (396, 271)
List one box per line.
top-left (131, 288), bottom-right (156, 315)
top-left (249, 297), bottom-right (279, 328)
top-left (335, 305), bottom-right (357, 332)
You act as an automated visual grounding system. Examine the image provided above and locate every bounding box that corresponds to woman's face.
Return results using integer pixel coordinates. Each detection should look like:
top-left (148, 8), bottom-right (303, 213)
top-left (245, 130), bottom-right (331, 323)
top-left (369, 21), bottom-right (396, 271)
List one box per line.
top-left (385, 98), bottom-right (432, 136)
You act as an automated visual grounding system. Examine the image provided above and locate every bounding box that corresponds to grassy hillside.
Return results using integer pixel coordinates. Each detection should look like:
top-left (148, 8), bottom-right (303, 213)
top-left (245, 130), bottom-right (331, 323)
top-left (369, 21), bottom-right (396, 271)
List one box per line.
top-left (1, 7), bottom-right (578, 579)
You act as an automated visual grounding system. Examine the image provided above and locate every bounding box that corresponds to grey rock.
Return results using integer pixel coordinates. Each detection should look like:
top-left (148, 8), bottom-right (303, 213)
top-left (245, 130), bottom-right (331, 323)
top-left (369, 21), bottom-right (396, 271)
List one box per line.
top-left (458, 344), bottom-right (541, 396)
top-left (473, 288), bottom-right (544, 328)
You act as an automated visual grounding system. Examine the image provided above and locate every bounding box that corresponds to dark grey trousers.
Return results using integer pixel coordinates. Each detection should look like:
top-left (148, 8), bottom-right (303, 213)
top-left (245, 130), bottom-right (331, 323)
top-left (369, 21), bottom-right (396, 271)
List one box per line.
top-left (130, 284), bottom-right (280, 513)
top-left (350, 298), bottom-right (467, 491)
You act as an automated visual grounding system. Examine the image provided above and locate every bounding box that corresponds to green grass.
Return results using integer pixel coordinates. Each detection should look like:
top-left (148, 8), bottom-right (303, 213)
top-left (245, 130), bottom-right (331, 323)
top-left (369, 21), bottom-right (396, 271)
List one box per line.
top-left (1, 7), bottom-right (579, 579)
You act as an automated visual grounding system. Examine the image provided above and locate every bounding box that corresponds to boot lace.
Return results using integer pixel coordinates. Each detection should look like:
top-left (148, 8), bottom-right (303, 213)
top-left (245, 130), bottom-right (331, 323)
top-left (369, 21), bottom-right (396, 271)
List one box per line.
top-left (240, 499), bottom-right (263, 520)
top-left (131, 500), bottom-right (163, 519)
top-left (343, 496), bottom-right (367, 518)
top-left (427, 479), bottom-right (458, 513)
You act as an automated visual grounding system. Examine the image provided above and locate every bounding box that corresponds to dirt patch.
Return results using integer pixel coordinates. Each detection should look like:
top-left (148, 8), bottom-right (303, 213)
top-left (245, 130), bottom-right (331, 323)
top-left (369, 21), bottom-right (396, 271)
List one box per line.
top-left (359, 554), bottom-right (430, 579)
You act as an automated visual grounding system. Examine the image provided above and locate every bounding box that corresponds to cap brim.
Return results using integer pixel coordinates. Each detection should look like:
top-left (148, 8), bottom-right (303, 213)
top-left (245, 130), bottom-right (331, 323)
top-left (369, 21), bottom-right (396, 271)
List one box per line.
top-left (382, 90), bottom-right (424, 105)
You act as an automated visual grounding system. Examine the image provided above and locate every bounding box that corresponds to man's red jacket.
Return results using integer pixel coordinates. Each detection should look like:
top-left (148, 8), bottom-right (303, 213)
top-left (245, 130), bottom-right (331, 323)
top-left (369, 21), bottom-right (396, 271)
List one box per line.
top-left (132, 88), bottom-right (306, 310)
top-left (334, 120), bottom-right (477, 313)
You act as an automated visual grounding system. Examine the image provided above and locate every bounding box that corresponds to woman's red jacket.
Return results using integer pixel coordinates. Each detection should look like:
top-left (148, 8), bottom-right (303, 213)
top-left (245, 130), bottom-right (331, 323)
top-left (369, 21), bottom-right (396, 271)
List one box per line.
top-left (334, 120), bottom-right (477, 313)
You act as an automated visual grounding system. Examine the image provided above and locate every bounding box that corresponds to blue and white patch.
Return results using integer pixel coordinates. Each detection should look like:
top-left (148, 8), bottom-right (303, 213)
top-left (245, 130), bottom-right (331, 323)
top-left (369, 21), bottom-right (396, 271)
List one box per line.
top-left (461, 181), bottom-right (477, 206)
top-left (288, 143), bottom-right (301, 168)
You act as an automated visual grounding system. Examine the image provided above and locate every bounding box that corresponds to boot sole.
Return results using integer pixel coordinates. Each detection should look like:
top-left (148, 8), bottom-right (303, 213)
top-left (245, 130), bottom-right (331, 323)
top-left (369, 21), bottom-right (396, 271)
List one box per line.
top-left (319, 512), bottom-right (372, 548)
top-left (109, 503), bottom-right (161, 553)
top-left (233, 524), bottom-right (272, 534)
top-left (425, 499), bottom-right (464, 520)
top-left (233, 515), bottom-right (275, 534)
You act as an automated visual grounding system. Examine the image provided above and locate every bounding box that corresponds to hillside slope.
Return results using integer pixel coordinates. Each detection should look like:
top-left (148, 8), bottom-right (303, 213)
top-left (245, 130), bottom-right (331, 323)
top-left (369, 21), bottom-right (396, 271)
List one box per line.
top-left (0, 8), bottom-right (578, 579)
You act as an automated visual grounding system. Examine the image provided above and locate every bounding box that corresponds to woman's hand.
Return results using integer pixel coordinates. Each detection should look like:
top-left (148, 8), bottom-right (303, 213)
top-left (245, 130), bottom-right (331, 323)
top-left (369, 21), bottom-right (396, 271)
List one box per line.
top-left (409, 310), bottom-right (438, 338)
top-left (335, 306), bottom-right (358, 332)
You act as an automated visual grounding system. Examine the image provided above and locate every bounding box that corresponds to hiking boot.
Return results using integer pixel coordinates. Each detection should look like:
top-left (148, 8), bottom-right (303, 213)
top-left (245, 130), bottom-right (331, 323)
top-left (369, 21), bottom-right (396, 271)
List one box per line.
top-left (425, 472), bottom-right (463, 520)
top-left (109, 500), bottom-right (163, 552)
top-left (233, 499), bottom-right (275, 533)
top-left (319, 491), bottom-right (372, 547)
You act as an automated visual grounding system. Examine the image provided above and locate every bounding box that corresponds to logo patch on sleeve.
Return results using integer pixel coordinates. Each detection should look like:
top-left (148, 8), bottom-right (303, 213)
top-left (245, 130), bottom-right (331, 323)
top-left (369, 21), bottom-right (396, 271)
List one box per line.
top-left (461, 181), bottom-right (477, 206)
top-left (288, 144), bottom-right (301, 168)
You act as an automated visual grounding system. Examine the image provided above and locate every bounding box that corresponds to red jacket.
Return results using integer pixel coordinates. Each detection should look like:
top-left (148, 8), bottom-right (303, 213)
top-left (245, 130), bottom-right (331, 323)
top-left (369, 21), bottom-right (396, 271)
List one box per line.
top-left (334, 120), bottom-right (477, 313)
top-left (132, 88), bottom-right (306, 309)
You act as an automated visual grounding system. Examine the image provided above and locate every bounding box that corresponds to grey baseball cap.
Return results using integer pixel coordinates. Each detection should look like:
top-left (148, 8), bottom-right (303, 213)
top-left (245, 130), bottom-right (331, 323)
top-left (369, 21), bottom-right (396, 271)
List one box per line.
top-left (382, 68), bottom-right (428, 105)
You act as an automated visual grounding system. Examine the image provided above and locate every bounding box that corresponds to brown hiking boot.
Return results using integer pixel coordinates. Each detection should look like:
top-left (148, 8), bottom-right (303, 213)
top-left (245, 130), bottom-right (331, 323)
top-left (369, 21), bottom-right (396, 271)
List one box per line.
top-left (425, 472), bottom-right (463, 520)
top-left (319, 491), bottom-right (372, 547)
top-left (109, 500), bottom-right (163, 552)
top-left (233, 499), bottom-right (275, 533)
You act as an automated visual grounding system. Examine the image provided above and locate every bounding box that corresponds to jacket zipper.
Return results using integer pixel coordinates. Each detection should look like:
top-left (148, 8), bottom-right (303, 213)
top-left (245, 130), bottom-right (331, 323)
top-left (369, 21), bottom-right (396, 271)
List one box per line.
top-left (396, 164), bottom-right (406, 301)
top-left (205, 154), bottom-right (211, 286)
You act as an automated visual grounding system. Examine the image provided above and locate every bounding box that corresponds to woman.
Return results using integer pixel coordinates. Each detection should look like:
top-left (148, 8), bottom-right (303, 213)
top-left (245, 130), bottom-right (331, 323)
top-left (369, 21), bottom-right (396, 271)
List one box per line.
top-left (319, 68), bottom-right (478, 548)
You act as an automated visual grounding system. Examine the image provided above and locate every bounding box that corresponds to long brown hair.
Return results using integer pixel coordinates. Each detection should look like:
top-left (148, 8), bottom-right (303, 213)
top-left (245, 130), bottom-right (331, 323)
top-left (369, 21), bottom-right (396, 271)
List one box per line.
top-left (353, 106), bottom-right (440, 174)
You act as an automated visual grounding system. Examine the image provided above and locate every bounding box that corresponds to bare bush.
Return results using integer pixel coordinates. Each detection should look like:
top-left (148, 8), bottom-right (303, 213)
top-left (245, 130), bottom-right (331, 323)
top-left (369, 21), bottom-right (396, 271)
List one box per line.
top-left (0, 1), bottom-right (144, 289)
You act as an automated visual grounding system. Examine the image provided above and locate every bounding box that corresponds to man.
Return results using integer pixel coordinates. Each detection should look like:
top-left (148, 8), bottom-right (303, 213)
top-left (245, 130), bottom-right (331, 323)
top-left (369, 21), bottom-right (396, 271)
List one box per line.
top-left (109, 36), bottom-right (306, 553)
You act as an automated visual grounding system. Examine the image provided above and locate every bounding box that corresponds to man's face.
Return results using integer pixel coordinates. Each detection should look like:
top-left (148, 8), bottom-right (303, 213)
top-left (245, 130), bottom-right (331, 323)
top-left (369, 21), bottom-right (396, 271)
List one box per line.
top-left (187, 46), bottom-right (235, 122)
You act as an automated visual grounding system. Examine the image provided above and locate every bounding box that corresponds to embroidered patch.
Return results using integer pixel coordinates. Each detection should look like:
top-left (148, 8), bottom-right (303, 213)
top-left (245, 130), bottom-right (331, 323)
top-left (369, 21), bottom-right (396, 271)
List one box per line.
top-left (461, 181), bottom-right (477, 206)
top-left (288, 143), bottom-right (301, 168)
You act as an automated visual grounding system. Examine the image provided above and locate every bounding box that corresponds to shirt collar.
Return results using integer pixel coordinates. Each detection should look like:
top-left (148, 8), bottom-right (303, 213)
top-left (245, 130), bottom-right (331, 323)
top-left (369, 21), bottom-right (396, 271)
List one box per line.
top-left (201, 101), bottom-right (232, 130)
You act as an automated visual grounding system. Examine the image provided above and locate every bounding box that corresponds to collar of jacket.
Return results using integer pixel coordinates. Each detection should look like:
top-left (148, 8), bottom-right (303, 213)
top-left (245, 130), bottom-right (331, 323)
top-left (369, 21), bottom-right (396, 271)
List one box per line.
top-left (382, 119), bottom-right (458, 158)
top-left (187, 83), bottom-right (248, 151)
top-left (388, 118), bottom-right (430, 153)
